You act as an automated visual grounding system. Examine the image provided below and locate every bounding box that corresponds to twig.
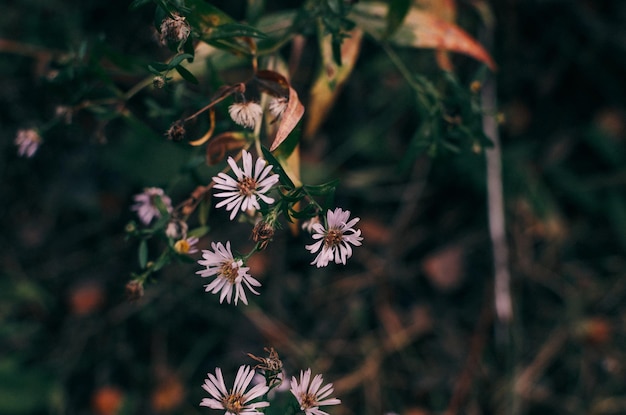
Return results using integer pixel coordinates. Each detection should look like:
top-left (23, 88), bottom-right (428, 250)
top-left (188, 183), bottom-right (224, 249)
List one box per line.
top-left (482, 33), bottom-right (513, 324)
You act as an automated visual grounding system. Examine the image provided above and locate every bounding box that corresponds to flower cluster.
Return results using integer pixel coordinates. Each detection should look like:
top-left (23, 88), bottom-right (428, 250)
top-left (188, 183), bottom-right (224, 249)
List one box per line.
top-left (201, 350), bottom-right (340, 415)
top-left (131, 187), bottom-right (173, 225)
top-left (14, 128), bottom-right (42, 158)
top-left (128, 149), bottom-right (363, 306)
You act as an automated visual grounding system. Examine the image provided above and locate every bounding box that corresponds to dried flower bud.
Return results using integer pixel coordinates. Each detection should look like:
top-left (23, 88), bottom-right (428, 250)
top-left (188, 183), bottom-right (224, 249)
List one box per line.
top-left (248, 347), bottom-right (283, 374)
top-left (159, 13), bottom-right (191, 47)
top-left (268, 96), bottom-right (288, 118)
top-left (125, 280), bottom-right (144, 302)
top-left (153, 76), bottom-right (166, 89)
top-left (166, 121), bottom-right (186, 141)
top-left (252, 221), bottom-right (275, 250)
top-left (14, 128), bottom-right (42, 158)
top-left (470, 80), bottom-right (482, 93)
top-left (166, 219), bottom-right (188, 239)
top-left (228, 102), bottom-right (263, 129)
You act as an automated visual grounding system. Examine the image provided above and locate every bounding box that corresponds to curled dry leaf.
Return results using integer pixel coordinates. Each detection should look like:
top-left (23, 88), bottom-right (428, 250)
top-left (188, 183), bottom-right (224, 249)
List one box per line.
top-left (270, 85), bottom-right (305, 151)
top-left (255, 69), bottom-right (304, 152)
top-left (304, 28), bottom-right (363, 139)
top-left (351, 2), bottom-right (496, 70)
top-left (188, 108), bottom-right (216, 146)
top-left (205, 131), bottom-right (247, 165)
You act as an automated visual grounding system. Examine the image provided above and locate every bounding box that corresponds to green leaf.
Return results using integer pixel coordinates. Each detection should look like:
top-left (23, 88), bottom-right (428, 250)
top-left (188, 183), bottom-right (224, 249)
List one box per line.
top-left (148, 62), bottom-right (170, 72)
top-left (175, 64), bottom-right (199, 84)
top-left (204, 23), bottom-right (269, 40)
top-left (168, 53), bottom-right (194, 69)
top-left (138, 240), bottom-right (148, 269)
top-left (262, 147), bottom-right (295, 188)
top-left (129, 0), bottom-right (152, 10)
top-left (198, 198), bottom-right (210, 227)
top-left (188, 226), bottom-right (210, 238)
top-left (304, 179), bottom-right (340, 196)
top-left (385, 0), bottom-right (411, 38)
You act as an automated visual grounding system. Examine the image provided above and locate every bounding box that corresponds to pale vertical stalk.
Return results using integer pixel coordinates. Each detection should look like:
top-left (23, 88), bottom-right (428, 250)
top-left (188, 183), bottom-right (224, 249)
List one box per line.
top-left (481, 29), bottom-right (512, 324)
top-left (483, 78), bottom-right (512, 323)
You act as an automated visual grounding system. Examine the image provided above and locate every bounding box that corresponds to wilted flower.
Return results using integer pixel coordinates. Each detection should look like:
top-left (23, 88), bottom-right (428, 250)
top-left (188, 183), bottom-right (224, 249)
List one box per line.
top-left (201, 365), bottom-right (270, 415)
top-left (306, 208), bottom-right (363, 268)
top-left (290, 369), bottom-right (341, 415)
top-left (251, 220), bottom-right (275, 250)
top-left (153, 76), bottom-right (166, 89)
top-left (212, 150), bottom-right (280, 221)
top-left (131, 187), bottom-right (173, 225)
top-left (301, 216), bottom-right (321, 234)
top-left (166, 219), bottom-right (188, 239)
top-left (228, 102), bottom-right (263, 129)
top-left (15, 128), bottom-right (41, 158)
top-left (268, 96), bottom-right (288, 118)
top-left (166, 120), bottom-right (186, 141)
top-left (159, 13), bottom-right (190, 47)
top-left (196, 241), bottom-right (261, 305)
top-left (125, 280), bottom-right (144, 302)
top-left (174, 237), bottom-right (199, 255)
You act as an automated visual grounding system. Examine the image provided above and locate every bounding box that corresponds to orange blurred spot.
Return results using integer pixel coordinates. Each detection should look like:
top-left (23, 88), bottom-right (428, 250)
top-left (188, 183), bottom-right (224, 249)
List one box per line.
top-left (151, 373), bottom-right (185, 412)
top-left (92, 386), bottom-right (124, 415)
top-left (68, 282), bottom-right (105, 316)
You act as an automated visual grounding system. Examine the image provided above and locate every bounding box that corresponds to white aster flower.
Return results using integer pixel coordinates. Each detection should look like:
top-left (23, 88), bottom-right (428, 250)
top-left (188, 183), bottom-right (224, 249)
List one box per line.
top-left (229, 102), bottom-right (263, 129)
top-left (201, 365), bottom-right (270, 415)
top-left (196, 241), bottom-right (261, 305)
top-left (15, 128), bottom-right (42, 158)
top-left (174, 236), bottom-right (199, 255)
top-left (131, 187), bottom-right (173, 225)
top-left (268, 96), bottom-right (288, 118)
top-left (212, 150), bottom-right (280, 221)
top-left (306, 208), bottom-right (363, 268)
top-left (290, 369), bottom-right (341, 415)
top-left (301, 216), bottom-right (321, 234)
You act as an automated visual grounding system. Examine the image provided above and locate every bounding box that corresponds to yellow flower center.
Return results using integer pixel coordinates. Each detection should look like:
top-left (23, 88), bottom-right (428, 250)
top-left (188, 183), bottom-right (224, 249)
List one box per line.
top-left (323, 229), bottom-right (343, 248)
top-left (300, 393), bottom-right (317, 409)
top-left (220, 261), bottom-right (239, 283)
top-left (174, 239), bottom-right (190, 254)
top-left (222, 393), bottom-right (245, 413)
top-left (237, 177), bottom-right (257, 197)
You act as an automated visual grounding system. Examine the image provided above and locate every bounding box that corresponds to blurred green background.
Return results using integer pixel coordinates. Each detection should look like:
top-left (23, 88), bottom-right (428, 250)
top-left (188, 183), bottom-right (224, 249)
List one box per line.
top-left (2, 1), bottom-right (626, 414)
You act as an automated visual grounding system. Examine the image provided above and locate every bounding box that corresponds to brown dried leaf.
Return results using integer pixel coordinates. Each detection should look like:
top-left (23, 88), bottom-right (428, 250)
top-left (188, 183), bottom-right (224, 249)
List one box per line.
top-left (269, 85), bottom-right (305, 151)
top-left (188, 108), bottom-right (216, 146)
top-left (304, 28), bottom-right (363, 139)
top-left (421, 244), bottom-right (465, 291)
top-left (205, 131), bottom-right (247, 165)
top-left (351, 2), bottom-right (496, 70)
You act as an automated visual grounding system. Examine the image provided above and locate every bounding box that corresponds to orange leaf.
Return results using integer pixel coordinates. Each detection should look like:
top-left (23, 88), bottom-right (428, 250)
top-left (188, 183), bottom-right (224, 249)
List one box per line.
top-left (269, 85), bottom-right (304, 151)
top-left (304, 28), bottom-right (363, 139)
top-left (351, 2), bottom-right (496, 70)
top-left (205, 131), bottom-right (246, 165)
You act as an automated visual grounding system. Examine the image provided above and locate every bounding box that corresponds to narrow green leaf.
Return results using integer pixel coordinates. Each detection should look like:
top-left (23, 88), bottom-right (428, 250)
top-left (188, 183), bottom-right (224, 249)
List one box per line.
top-left (148, 62), bottom-right (170, 72)
top-left (138, 240), bottom-right (148, 269)
top-left (129, 0), bottom-right (152, 10)
top-left (304, 179), bottom-right (340, 196)
top-left (204, 23), bottom-right (269, 40)
top-left (385, 0), bottom-right (411, 38)
top-left (198, 198), bottom-right (210, 227)
top-left (188, 226), bottom-right (210, 238)
top-left (168, 53), bottom-right (194, 69)
top-left (175, 65), bottom-right (199, 84)
top-left (262, 147), bottom-right (295, 188)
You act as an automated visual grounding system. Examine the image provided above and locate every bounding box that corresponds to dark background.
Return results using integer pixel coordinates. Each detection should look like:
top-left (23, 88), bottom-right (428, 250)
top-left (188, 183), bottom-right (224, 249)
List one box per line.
top-left (2, 1), bottom-right (626, 414)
